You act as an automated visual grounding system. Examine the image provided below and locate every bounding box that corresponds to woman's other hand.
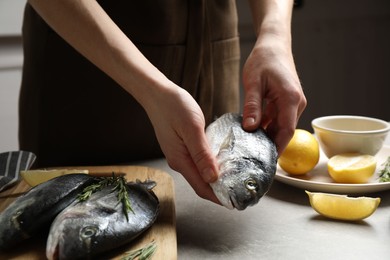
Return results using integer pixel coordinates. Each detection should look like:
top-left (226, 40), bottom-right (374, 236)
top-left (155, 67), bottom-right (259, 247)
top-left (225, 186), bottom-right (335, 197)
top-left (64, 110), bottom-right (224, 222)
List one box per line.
top-left (243, 0), bottom-right (307, 154)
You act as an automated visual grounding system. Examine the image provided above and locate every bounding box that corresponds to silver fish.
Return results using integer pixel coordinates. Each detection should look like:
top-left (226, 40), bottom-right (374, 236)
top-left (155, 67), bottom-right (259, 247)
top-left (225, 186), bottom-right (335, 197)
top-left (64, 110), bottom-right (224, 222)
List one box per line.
top-left (0, 174), bottom-right (96, 250)
top-left (206, 113), bottom-right (278, 210)
top-left (46, 180), bottom-right (159, 260)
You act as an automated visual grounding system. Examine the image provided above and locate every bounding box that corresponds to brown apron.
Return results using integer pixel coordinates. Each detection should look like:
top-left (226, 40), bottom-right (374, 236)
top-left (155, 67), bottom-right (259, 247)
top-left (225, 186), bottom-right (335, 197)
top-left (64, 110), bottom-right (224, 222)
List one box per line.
top-left (19, 0), bottom-right (240, 168)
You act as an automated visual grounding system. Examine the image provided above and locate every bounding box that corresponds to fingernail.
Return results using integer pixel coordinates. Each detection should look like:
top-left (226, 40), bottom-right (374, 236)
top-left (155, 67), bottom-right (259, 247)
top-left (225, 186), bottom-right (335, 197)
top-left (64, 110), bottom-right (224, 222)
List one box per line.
top-left (244, 117), bottom-right (255, 127)
top-left (201, 168), bottom-right (217, 183)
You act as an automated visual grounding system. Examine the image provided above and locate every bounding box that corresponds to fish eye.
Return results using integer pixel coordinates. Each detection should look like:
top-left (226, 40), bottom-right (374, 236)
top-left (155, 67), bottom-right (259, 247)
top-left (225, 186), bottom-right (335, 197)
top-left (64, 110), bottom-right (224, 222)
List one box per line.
top-left (81, 226), bottom-right (98, 238)
top-left (245, 178), bottom-right (258, 191)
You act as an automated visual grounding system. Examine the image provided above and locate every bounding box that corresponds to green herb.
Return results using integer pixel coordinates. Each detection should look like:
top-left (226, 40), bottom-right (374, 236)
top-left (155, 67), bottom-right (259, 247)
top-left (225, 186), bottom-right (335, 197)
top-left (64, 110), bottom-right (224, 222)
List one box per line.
top-left (120, 240), bottom-right (157, 260)
top-left (77, 178), bottom-right (110, 201)
top-left (77, 173), bottom-right (133, 220)
top-left (115, 175), bottom-right (134, 220)
top-left (378, 156), bottom-right (390, 182)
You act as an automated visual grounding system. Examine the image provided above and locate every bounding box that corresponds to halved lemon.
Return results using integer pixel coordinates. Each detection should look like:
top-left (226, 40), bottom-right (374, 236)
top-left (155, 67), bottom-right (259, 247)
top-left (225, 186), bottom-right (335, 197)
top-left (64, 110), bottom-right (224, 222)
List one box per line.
top-left (21, 169), bottom-right (89, 187)
top-left (327, 153), bottom-right (377, 183)
top-left (306, 191), bottom-right (380, 221)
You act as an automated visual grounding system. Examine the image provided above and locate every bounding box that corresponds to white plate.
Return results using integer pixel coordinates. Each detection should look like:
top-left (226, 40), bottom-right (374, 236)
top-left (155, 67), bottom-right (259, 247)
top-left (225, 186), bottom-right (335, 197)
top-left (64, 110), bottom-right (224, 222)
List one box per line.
top-left (275, 145), bottom-right (390, 194)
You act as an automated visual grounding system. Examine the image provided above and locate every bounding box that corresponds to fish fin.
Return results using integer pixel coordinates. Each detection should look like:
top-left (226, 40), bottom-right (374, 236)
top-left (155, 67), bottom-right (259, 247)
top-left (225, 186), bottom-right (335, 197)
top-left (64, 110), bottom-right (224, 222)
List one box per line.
top-left (135, 179), bottom-right (157, 190)
top-left (219, 128), bottom-right (236, 153)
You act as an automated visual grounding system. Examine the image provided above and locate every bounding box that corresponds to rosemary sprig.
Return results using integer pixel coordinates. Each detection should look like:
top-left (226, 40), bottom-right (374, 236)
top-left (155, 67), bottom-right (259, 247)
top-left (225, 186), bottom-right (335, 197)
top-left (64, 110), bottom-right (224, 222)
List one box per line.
top-left (77, 174), bottom-right (134, 220)
top-left (378, 156), bottom-right (390, 182)
top-left (77, 178), bottom-right (111, 201)
top-left (115, 175), bottom-right (134, 220)
top-left (120, 240), bottom-right (157, 260)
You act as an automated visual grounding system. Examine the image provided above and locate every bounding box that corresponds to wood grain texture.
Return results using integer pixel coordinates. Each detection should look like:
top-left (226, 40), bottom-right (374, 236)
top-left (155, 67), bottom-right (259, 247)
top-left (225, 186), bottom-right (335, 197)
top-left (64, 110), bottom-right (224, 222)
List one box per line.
top-left (0, 165), bottom-right (177, 260)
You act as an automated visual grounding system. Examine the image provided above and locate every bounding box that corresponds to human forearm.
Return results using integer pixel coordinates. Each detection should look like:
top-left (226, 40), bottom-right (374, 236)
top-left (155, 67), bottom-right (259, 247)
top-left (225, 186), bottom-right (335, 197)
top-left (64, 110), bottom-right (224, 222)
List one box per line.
top-left (27, 0), bottom-right (221, 202)
top-left (248, 0), bottom-right (294, 46)
top-left (27, 0), bottom-right (176, 108)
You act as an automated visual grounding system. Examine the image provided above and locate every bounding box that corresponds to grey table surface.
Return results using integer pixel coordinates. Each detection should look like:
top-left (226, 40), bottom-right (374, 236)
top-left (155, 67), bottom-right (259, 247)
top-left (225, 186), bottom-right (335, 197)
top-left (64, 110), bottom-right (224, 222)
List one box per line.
top-left (136, 134), bottom-right (390, 260)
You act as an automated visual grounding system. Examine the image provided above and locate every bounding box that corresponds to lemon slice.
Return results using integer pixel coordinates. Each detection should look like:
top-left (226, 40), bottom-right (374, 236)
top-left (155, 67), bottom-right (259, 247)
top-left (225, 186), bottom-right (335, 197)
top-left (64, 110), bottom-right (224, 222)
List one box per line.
top-left (306, 191), bottom-right (380, 221)
top-left (327, 153), bottom-right (377, 183)
top-left (21, 169), bottom-right (89, 187)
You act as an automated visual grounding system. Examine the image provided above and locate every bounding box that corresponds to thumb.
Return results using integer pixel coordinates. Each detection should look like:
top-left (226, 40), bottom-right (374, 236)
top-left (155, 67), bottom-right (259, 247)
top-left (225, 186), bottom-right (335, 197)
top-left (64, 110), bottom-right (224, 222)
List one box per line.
top-left (185, 130), bottom-right (219, 183)
top-left (242, 87), bottom-right (263, 131)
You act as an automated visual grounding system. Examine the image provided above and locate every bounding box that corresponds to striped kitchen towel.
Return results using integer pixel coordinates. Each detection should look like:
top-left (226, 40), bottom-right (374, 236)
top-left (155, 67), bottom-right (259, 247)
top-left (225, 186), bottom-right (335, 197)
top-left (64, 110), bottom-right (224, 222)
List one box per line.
top-left (0, 151), bottom-right (36, 192)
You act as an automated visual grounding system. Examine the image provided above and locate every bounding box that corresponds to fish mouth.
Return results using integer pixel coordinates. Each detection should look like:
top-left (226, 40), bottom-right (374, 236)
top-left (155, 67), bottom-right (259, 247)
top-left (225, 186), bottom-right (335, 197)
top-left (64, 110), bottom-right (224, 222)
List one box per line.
top-left (46, 237), bottom-right (60, 260)
top-left (228, 191), bottom-right (244, 210)
top-left (229, 195), bottom-right (237, 209)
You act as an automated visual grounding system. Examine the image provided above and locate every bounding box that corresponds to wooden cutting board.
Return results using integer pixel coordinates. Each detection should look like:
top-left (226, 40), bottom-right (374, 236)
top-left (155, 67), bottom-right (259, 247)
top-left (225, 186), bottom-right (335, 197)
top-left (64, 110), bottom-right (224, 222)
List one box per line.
top-left (0, 165), bottom-right (177, 260)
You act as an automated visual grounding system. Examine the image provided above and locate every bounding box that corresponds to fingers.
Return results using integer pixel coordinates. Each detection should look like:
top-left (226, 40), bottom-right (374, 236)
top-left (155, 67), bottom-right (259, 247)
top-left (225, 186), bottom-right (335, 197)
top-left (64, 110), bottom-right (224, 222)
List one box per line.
top-left (242, 86), bottom-right (263, 132)
top-left (242, 77), bottom-right (306, 155)
top-left (266, 101), bottom-right (297, 154)
top-left (265, 90), bottom-right (307, 154)
top-left (165, 119), bottom-right (220, 204)
top-left (167, 157), bottom-right (220, 205)
top-left (145, 87), bottom-right (221, 204)
top-left (174, 158), bottom-right (221, 205)
top-left (183, 126), bottom-right (222, 204)
top-left (184, 128), bottom-right (219, 183)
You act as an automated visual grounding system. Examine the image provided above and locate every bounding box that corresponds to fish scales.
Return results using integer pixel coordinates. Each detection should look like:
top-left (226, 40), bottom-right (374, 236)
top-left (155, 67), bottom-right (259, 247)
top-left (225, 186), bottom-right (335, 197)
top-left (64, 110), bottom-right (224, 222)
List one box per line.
top-left (46, 180), bottom-right (159, 260)
top-left (206, 113), bottom-right (278, 210)
top-left (0, 174), bottom-right (97, 250)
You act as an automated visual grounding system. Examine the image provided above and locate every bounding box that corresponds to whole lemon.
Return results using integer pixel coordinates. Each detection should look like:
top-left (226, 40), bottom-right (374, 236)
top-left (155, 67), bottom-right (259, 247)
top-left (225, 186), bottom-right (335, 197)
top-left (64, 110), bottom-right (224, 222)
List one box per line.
top-left (278, 129), bottom-right (320, 175)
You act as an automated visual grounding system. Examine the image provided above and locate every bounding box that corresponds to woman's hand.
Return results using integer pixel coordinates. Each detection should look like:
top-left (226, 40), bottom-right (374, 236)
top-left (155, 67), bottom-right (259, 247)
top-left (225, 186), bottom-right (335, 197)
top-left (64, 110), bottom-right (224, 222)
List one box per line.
top-left (144, 86), bottom-right (221, 204)
top-left (243, 0), bottom-right (307, 154)
top-left (242, 35), bottom-right (306, 154)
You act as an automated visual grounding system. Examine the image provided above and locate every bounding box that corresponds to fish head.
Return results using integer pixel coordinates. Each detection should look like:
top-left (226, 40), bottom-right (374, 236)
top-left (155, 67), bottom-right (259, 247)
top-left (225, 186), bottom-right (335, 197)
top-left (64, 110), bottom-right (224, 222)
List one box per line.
top-left (217, 157), bottom-right (274, 210)
top-left (46, 200), bottom-right (116, 260)
top-left (57, 221), bottom-right (106, 259)
top-left (46, 183), bottom-right (160, 259)
top-left (207, 113), bottom-right (278, 210)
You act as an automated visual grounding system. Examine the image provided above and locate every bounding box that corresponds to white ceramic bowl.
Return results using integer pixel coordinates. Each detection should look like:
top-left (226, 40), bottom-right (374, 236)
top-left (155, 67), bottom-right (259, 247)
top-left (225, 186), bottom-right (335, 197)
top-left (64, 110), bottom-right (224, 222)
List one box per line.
top-left (311, 115), bottom-right (390, 158)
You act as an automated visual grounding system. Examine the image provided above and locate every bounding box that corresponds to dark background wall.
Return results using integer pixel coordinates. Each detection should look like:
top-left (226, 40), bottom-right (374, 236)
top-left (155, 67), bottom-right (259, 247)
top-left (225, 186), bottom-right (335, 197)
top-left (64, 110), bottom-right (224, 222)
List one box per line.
top-left (1, 0), bottom-right (389, 151)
